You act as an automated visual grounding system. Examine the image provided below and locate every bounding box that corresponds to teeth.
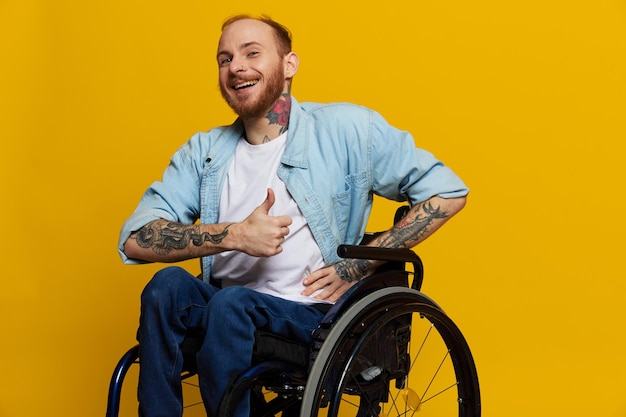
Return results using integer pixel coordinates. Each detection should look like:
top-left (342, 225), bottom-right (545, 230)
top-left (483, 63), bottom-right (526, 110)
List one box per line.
top-left (234, 80), bottom-right (258, 90)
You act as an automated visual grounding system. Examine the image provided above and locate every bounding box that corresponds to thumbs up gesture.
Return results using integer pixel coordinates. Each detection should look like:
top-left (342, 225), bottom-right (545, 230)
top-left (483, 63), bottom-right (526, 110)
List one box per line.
top-left (233, 188), bottom-right (293, 257)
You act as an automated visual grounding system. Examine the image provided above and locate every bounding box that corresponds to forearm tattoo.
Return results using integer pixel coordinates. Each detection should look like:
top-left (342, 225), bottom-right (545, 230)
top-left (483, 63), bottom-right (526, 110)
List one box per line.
top-left (133, 221), bottom-right (232, 255)
top-left (336, 201), bottom-right (449, 283)
top-left (379, 201), bottom-right (449, 249)
top-left (335, 259), bottom-right (373, 283)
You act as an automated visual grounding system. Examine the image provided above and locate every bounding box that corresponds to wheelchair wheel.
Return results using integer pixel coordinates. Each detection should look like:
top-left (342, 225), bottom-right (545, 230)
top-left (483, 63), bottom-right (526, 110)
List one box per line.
top-left (299, 287), bottom-right (481, 417)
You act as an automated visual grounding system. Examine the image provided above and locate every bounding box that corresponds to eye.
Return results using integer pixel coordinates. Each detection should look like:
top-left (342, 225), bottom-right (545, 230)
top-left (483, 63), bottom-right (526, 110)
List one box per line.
top-left (219, 56), bottom-right (232, 67)
top-left (248, 51), bottom-right (259, 57)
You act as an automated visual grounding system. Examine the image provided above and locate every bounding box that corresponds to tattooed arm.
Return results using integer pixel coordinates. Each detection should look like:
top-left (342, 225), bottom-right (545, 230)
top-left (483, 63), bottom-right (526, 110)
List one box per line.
top-left (124, 220), bottom-right (236, 262)
top-left (301, 195), bottom-right (466, 302)
top-left (123, 188), bottom-right (292, 263)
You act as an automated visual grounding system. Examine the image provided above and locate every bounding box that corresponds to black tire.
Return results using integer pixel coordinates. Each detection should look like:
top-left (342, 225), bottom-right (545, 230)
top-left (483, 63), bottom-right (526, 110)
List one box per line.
top-left (299, 287), bottom-right (481, 417)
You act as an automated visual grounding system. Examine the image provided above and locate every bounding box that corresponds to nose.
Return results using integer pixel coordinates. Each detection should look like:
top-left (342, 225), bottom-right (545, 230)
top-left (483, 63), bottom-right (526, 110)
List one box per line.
top-left (229, 57), bottom-right (245, 73)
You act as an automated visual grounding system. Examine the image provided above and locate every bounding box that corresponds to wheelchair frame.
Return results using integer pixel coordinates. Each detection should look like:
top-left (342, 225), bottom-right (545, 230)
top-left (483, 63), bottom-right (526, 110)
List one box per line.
top-left (106, 210), bottom-right (481, 417)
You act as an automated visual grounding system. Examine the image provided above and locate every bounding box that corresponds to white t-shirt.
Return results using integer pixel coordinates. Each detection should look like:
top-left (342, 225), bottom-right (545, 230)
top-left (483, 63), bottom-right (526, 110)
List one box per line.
top-left (211, 133), bottom-right (326, 304)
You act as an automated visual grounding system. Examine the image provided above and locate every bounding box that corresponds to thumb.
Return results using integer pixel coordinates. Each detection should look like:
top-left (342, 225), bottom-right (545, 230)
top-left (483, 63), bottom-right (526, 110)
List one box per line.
top-left (257, 188), bottom-right (275, 214)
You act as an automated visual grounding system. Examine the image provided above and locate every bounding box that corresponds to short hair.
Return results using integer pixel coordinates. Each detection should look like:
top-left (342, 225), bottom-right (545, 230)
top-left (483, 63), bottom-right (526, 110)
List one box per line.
top-left (221, 14), bottom-right (292, 57)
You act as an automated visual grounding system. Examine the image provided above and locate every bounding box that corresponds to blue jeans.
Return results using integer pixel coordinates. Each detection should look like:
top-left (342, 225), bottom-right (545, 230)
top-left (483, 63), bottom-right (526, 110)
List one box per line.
top-left (137, 266), bottom-right (326, 417)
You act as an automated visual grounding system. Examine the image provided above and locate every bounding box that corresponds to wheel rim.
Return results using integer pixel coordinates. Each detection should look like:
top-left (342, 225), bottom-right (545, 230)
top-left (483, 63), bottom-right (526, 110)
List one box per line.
top-left (301, 288), bottom-right (480, 417)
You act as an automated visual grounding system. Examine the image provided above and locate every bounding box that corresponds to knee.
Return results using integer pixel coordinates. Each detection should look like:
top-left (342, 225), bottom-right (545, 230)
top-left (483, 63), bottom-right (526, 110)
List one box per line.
top-left (140, 266), bottom-right (189, 307)
top-left (208, 287), bottom-right (257, 317)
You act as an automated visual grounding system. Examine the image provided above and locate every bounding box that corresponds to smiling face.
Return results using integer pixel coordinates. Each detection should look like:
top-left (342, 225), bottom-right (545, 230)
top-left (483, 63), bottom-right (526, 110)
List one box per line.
top-left (217, 19), bottom-right (294, 120)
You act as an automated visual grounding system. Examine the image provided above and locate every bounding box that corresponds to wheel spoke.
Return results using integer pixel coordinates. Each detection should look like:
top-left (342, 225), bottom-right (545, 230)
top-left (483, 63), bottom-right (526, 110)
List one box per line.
top-left (420, 348), bottom-right (451, 401)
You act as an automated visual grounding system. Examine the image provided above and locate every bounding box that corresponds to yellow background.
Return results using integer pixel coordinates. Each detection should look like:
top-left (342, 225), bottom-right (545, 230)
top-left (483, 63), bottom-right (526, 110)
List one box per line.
top-left (1, 0), bottom-right (625, 416)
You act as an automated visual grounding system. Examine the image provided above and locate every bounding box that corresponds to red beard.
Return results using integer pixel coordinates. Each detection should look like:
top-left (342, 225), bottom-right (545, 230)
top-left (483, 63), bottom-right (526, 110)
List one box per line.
top-left (221, 62), bottom-right (285, 119)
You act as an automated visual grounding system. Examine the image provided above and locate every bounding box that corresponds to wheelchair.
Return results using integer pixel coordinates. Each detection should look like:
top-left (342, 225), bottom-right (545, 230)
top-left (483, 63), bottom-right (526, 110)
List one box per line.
top-left (107, 208), bottom-right (481, 417)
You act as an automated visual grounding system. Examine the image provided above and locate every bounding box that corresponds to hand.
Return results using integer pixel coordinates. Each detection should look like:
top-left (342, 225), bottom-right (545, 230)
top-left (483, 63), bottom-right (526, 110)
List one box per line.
top-left (301, 264), bottom-right (357, 302)
top-left (235, 188), bottom-right (292, 257)
top-left (302, 258), bottom-right (378, 302)
top-left (302, 255), bottom-right (378, 302)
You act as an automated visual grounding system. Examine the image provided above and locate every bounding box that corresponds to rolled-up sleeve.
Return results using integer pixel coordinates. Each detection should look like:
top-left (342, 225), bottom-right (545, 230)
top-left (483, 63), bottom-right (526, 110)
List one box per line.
top-left (370, 111), bottom-right (469, 205)
top-left (118, 139), bottom-right (204, 264)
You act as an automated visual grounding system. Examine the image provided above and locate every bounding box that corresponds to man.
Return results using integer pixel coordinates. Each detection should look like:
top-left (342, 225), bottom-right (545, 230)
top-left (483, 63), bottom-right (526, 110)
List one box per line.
top-left (119, 14), bottom-right (468, 417)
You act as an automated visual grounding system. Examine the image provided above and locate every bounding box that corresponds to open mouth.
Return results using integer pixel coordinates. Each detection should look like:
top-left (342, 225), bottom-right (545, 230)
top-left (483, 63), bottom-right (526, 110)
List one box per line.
top-left (234, 80), bottom-right (259, 90)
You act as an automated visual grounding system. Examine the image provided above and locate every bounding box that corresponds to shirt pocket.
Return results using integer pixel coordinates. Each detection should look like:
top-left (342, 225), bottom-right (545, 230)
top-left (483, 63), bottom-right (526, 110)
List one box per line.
top-left (331, 172), bottom-right (369, 244)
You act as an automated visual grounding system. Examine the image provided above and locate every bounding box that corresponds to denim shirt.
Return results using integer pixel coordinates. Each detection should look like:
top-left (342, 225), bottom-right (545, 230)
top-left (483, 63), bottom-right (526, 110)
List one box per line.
top-left (119, 97), bottom-right (468, 282)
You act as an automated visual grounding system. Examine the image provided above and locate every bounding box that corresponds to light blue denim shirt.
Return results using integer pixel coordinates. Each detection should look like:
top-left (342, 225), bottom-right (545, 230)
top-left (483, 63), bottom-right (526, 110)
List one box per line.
top-left (119, 97), bottom-right (469, 282)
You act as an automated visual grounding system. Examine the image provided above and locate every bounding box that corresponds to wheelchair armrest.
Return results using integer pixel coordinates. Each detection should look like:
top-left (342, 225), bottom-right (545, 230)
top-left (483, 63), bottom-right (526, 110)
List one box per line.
top-left (337, 244), bottom-right (424, 291)
top-left (337, 244), bottom-right (418, 263)
top-left (312, 245), bottom-right (424, 331)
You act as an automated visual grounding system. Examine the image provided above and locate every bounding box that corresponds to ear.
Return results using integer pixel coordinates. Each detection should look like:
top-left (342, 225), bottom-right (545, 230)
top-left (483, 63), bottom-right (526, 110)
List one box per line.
top-left (284, 52), bottom-right (299, 78)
